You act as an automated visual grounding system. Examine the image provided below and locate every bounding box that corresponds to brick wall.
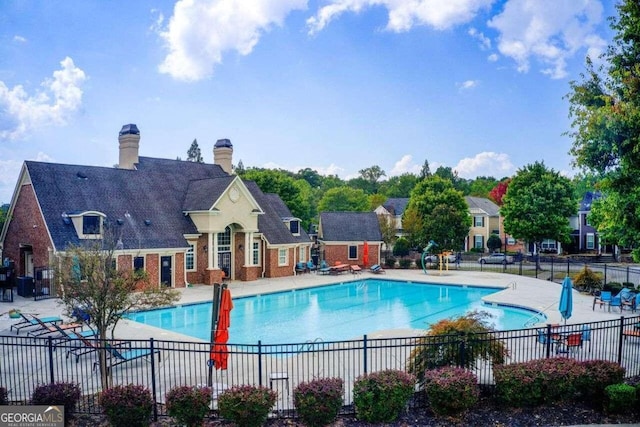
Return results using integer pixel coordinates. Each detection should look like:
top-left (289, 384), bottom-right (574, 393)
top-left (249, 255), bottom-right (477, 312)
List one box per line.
top-left (3, 184), bottom-right (52, 276)
top-left (322, 243), bottom-right (380, 267)
top-left (147, 254), bottom-right (159, 286)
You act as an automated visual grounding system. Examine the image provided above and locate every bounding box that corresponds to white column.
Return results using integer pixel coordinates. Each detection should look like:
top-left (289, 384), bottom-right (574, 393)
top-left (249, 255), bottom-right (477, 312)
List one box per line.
top-left (213, 232), bottom-right (219, 269)
top-left (207, 232), bottom-right (214, 269)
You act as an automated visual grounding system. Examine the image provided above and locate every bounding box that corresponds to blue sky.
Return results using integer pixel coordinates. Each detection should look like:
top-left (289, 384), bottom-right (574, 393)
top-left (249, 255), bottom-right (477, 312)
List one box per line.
top-left (0, 0), bottom-right (617, 203)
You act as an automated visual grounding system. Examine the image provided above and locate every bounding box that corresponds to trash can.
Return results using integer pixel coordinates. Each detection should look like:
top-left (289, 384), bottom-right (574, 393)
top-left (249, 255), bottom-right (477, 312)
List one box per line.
top-left (17, 277), bottom-right (34, 298)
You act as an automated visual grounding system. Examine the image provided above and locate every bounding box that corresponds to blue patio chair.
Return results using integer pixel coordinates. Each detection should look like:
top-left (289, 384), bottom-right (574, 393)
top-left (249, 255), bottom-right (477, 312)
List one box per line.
top-left (592, 291), bottom-right (611, 311)
top-left (319, 260), bottom-right (331, 275)
top-left (11, 312), bottom-right (63, 334)
top-left (295, 262), bottom-right (307, 274)
top-left (581, 325), bottom-right (591, 352)
top-left (306, 260), bottom-right (317, 272)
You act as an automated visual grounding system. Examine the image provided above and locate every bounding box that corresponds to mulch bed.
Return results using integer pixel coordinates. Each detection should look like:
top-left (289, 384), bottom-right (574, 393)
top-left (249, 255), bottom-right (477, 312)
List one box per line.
top-left (71, 398), bottom-right (640, 427)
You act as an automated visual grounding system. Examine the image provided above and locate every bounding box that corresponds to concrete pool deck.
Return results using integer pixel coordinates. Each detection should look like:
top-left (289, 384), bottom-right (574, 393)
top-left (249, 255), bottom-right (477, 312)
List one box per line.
top-left (0, 268), bottom-right (628, 341)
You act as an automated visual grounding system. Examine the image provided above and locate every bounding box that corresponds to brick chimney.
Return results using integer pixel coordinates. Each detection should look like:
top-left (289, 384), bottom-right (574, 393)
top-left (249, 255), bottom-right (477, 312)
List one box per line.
top-left (213, 139), bottom-right (233, 174)
top-left (118, 124), bottom-right (140, 169)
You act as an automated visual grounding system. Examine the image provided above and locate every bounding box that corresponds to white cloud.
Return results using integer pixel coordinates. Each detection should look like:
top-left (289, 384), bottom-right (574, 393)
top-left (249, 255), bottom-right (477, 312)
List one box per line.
top-left (487, 0), bottom-right (606, 79)
top-left (488, 53), bottom-right (499, 62)
top-left (468, 27), bottom-right (491, 49)
top-left (307, 0), bottom-right (495, 35)
top-left (389, 154), bottom-right (421, 176)
top-left (13, 35), bottom-right (27, 43)
top-left (0, 57), bottom-right (86, 140)
top-left (454, 152), bottom-right (514, 178)
top-left (458, 79), bottom-right (479, 90)
top-left (158, 0), bottom-right (307, 81)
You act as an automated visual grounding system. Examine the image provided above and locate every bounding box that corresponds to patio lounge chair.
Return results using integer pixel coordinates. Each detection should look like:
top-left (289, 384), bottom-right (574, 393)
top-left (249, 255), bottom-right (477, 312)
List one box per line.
top-left (592, 291), bottom-right (612, 310)
top-left (319, 261), bottom-right (331, 275)
top-left (295, 262), bottom-right (307, 274)
top-left (609, 288), bottom-right (635, 312)
top-left (11, 312), bottom-right (63, 334)
top-left (306, 261), bottom-right (317, 273)
top-left (52, 323), bottom-right (97, 348)
top-left (369, 264), bottom-right (385, 274)
top-left (330, 263), bottom-right (349, 274)
top-left (27, 316), bottom-right (82, 339)
top-left (93, 343), bottom-right (161, 373)
top-left (69, 335), bottom-right (129, 363)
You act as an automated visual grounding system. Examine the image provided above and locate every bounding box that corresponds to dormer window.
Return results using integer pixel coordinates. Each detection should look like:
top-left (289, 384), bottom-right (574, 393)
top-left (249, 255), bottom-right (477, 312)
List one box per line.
top-left (282, 217), bottom-right (301, 236)
top-left (67, 211), bottom-right (106, 239)
top-left (83, 215), bottom-right (101, 235)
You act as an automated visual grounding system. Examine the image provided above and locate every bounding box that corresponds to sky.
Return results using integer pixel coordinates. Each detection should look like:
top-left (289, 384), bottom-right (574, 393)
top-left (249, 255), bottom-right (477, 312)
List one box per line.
top-left (0, 0), bottom-right (619, 203)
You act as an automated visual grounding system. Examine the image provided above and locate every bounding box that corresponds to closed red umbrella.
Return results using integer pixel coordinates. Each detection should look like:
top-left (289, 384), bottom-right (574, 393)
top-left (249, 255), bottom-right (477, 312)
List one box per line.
top-left (210, 288), bottom-right (233, 370)
top-left (363, 241), bottom-right (369, 268)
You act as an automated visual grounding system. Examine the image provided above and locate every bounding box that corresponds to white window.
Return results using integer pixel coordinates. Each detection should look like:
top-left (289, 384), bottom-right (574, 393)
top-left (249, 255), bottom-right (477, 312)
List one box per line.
top-left (278, 248), bottom-right (288, 266)
top-left (185, 243), bottom-right (195, 271)
top-left (83, 215), bottom-right (101, 235)
top-left (252, 242), bottom-right (260, 265)
top-left (474, 235), bottom-right (484, 249)
top-left (474, 216), bottom-right (484, 227)
top-left (541, 239), bottom-right (556, 250)
top-left (299, 248), bottom-right (306, 263)
top-left (586, 233), bottom-right (595, 250)
top-left (289, 220), bottom-right (300, 235)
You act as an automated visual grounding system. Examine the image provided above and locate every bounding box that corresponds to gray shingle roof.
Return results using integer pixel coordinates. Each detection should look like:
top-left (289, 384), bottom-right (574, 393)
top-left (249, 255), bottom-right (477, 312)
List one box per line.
top-left (465, 196), bottom-right (500, 217)
top-left (26, 156), bottom-right (306, 251)
top-left (579, 191), bottom-right (602, 212)
top-left (319, 212), bottom-right (382, 242)
top-left (383, 198), bottom-right (409, 216)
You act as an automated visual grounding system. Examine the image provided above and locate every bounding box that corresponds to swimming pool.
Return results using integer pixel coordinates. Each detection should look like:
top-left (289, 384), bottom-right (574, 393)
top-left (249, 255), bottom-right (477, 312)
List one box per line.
top-left (125, 279), bottom-right (543, 344)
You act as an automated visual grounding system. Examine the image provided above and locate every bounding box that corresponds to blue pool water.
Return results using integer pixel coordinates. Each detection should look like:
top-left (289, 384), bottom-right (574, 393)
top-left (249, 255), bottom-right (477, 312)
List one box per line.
top-left (125, 279), bottom-right (542, 344)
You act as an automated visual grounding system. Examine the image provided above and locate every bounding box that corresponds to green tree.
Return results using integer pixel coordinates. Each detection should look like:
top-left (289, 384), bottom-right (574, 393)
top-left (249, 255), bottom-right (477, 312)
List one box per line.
top-left (406, 175), bottom-right (471, 250)
top-left (187, 139), bottom-right (203, 163)
top-left (242, 168), bottom-right (313, 228)
top-left (566, 0), bottom-right (640, 250)
top-left (419, 159), bottom-right (432, 180)
top-left (468, 176), bottom-right (498, 198)
top-left (379, 173), bottom-right (418, 198)
top-left (401, 205), bottom-right (422, 250)
top-left (500, 162), bottom-right (576, 256)
top-left (369, 193), bottom-right (387, 211)
top-left (295, 168), bottom-right (323, 188)
top-left (0, 204), bottom-right (8, 234)
top-left (53, 234), bottom-right (179, 388)
top-left (318, 187), bottom-right (369, 212)
top-left (377, 214), bottom-right (396, 252)
top-left (392, 237), bottom-right (411, 257)
top-left (359, 165), bottom-right (386, 187)
top-left (487, 233), bottom-right (502, 253)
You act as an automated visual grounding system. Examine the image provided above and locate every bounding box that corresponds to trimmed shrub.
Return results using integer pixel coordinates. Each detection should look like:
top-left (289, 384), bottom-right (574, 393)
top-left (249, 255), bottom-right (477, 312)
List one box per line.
top-left (384, 257), bottom-right (396, 268)
top-left (393, 238), bottom-right (411, 257)
top-left (408, 311), bottom-right (508, 385)
top-left (0, 387), bottom-right (7, 405)
top-left (398, 258), bottom-right (412, 269)
top-left (31, 382), bottom-right (81, 423)
top-left (604, 383), bottom-right (636, 414)
top-left (99, 384), bottom-right (153, 427)
top-left (424, 366), bottom-right (479, 417)
top-left (572, 266), bottom-right (602, 293)
top-left (293, 378), bottom-right (343, 427)
top-left (218, 385), bottom-right (276, 427)
top-left (353, 369), bottom-right (415, 423)
top-left (166, 385), bottom-right (211, 427)
top-left (494, 358), bottom-right (586, 407)
top-left (577, 360), bottom-right (625, 403)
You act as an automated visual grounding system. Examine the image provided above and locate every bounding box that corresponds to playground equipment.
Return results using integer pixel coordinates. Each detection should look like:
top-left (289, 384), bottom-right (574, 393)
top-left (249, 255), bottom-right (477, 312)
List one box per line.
top-left (421, 240), bottom-right (456, 275)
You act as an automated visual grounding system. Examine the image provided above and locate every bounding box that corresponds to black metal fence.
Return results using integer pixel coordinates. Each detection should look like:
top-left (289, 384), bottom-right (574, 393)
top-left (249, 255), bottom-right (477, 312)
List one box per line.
top-left (2, 314), bottom-right (640, 421)
top-left (427, 255), bottom-right (640, 287)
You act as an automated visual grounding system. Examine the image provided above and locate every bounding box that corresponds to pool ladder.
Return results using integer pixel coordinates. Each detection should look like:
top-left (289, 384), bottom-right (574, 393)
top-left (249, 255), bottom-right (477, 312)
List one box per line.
top-left (523, 301), bottom-right (556, 328)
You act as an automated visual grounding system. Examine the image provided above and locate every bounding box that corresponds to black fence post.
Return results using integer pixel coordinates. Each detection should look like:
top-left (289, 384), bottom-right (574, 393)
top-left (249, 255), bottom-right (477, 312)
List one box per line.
top-left (519, 259), bottom-right (523, 276)
top-left (567, 259), bottom-right (570, 277)
top-left (363, 335), bottom-right (368, 374)
top-left (627, 266), bottom-right (630, 285)
top-left (257, 340), bottom-right (263, 387)
top-left (545, 324), bottom-right (552, 358)
top-left (48, 336), bottom-right (55, 384)
top-left (150, 338), bottom-right (158, 422)
top-left (550, 257), bottom-right (554, 281)
top-left (458, 334), bottom-right (466, 368)
top-left (604, 265), bottom-right (608, 286)
top-left (618, 317), bottom-right (625, 365)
